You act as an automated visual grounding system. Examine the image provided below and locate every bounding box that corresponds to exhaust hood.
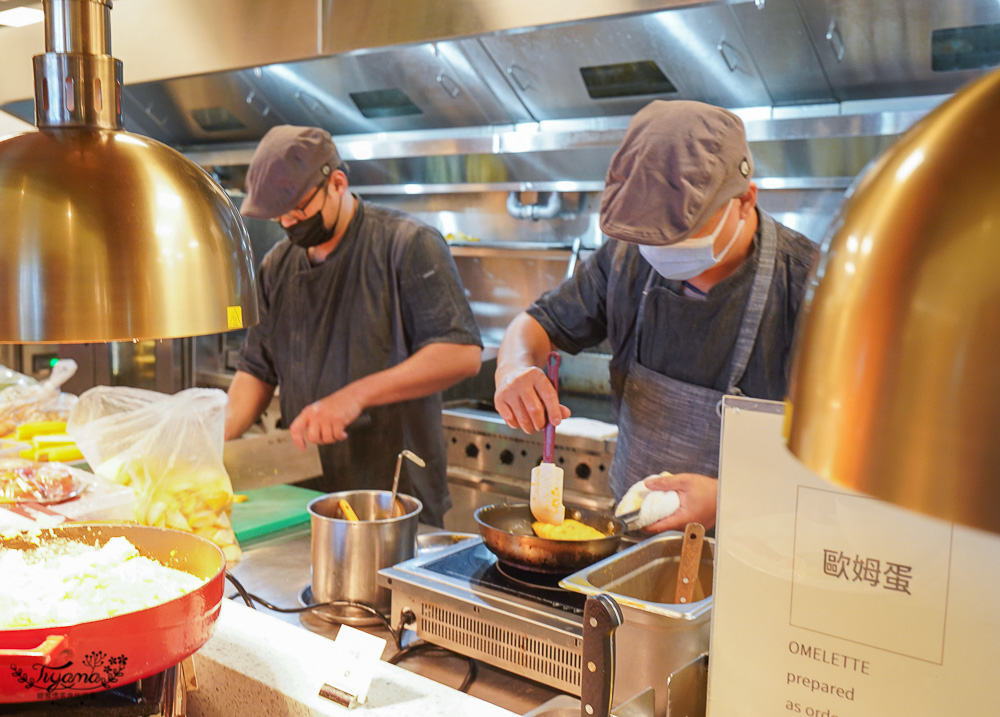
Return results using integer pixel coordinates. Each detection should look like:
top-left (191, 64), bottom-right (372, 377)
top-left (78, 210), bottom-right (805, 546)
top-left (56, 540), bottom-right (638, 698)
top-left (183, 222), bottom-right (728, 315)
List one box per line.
top-left (0, 0), bottom-right (982, 263)
top-left (3, 0), bottom-right (1000, 195)
top-left (0, 0), bottom-right (258, 343)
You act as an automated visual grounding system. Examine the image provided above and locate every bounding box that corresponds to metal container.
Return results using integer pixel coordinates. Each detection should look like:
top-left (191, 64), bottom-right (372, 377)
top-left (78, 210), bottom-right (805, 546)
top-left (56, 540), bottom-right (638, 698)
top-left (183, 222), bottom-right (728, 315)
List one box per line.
top-left (475, 503), bottom-right (625, 573)
top-left (308, 490), bottom-right (422, 625)
top-left (560, 532), bottom-right (714, 717)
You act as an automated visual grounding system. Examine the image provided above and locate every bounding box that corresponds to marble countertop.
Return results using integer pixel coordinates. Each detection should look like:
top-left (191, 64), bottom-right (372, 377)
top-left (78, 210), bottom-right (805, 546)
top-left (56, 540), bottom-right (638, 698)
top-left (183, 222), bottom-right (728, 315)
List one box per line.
top-left (189, 601), bottom-right (519, 717)
top-left (202, 529), bottom-right (564, 716)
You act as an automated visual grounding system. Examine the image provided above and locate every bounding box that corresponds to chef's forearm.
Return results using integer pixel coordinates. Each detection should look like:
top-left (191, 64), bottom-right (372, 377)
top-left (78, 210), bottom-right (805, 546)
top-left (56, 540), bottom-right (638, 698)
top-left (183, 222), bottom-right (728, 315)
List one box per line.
top-left (495, 312), bottom-right (556, 383)
top-left (340, 342), bottom-right (482, 409)
top-left (225, 371), bottom-right (277, 440)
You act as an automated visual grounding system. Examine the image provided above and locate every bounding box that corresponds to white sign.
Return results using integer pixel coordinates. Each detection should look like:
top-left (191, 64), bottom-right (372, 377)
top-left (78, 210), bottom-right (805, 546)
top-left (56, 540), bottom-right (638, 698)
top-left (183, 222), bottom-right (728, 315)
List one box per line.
top-left (326, 625), bottom-right (386, 705)
top-left (708, 397), bottom-right (1000, 716)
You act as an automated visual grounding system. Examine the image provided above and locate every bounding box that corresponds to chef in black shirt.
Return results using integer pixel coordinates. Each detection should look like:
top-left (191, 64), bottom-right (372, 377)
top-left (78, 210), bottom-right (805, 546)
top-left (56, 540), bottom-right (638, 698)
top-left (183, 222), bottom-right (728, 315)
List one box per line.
top-left (227, 126), bottom-right (482, 526)
top-left (495, 101), bottom-right (818, 533)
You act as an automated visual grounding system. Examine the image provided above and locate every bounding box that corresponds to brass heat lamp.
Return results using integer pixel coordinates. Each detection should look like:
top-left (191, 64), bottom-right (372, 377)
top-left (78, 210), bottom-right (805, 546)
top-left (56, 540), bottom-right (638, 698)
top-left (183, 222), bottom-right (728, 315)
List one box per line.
top-left (0, 0), bottom-right (258, 343)
top-left (785, 66), bottom-right (1000, 534)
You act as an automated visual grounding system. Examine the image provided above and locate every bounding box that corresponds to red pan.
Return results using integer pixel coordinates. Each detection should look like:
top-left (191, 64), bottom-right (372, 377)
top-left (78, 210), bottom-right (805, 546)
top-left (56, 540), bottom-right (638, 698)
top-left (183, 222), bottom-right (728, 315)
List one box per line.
top-left (0, 523), bottom-right (225, 703)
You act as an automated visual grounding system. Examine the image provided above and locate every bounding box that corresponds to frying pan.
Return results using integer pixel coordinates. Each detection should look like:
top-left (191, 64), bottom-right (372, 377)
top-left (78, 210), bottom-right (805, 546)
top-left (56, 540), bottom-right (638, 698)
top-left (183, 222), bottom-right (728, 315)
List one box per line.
top-left (0, 523), bottom-right (225, 703)
top-left (475, 503), bottom-right (625, 574)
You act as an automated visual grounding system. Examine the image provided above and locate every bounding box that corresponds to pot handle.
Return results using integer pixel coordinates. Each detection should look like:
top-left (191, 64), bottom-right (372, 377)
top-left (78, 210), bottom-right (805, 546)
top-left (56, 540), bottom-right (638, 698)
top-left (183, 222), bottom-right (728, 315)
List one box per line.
top-left (582, 593), bottom-right (624, 717)
top-left (0, 635), bottom-right (70, 665)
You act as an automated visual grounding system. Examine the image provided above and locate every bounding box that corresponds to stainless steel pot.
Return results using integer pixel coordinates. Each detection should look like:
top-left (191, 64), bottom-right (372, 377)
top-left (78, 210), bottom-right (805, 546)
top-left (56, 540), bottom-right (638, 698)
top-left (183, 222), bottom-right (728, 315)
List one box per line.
top-left (308, 490), bottom-right (422, 625)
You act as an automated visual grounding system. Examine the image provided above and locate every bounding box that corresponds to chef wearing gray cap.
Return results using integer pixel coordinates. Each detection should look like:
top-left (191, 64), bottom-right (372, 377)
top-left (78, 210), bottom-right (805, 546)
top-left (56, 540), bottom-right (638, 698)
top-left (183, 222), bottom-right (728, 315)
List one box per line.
top-left (494, 100), bottom-right (819, 533)
top-left (226, 125), bottom-right (482, 526)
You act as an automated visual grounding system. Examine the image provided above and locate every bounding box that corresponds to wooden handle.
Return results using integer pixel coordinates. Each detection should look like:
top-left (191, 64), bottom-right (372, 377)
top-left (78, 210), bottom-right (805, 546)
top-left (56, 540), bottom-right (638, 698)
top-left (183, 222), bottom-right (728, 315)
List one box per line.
top-left (581, 594), bottom-right (624, 717)
top-left (674, 522), bottom-right (705, 604)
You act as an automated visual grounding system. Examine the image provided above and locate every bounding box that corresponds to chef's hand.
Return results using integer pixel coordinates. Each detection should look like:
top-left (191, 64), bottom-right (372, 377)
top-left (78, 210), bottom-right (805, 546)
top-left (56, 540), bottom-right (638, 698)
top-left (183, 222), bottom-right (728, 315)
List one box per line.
top-left (641, 473), bottom-right (718, 533)
top-left (494, 365), bottom-right (571, 433)
top-left (288, 388), bottom-right (365, 449)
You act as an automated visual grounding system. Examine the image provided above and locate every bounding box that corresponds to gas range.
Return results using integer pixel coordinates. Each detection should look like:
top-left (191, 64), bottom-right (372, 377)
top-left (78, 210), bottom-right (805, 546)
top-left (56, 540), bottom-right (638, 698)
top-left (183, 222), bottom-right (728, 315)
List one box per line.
top-left (442, 399), bottom-right (615, 501)
top-left (441, 400), bottom-right (618, 532)
top-left (379, 538), bottom-right (587, 695)
top-left (0, 663), bottom-right (186, 717)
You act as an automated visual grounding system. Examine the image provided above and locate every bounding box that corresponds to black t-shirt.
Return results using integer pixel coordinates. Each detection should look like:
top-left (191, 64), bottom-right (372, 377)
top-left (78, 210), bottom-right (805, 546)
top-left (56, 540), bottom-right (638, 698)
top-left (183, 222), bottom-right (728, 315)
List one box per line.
top-left (237, 197), bottom-right (482, 525)
top-left (527, 209), bottom-right (818, 410)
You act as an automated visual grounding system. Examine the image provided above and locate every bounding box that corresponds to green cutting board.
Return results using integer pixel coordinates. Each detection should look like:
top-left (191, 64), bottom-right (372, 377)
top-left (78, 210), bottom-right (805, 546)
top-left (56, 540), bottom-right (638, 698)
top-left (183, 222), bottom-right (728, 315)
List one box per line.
top-left (231, 485), bottom-right (323, 543)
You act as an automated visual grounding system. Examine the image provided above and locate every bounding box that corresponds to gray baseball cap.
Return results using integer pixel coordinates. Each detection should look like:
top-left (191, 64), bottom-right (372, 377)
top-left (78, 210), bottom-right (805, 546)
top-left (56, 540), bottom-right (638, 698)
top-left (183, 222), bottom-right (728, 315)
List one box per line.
top-left (241, 125), bottom-right (342, 219)
top-left (599, 100), bottom-right (753, 246)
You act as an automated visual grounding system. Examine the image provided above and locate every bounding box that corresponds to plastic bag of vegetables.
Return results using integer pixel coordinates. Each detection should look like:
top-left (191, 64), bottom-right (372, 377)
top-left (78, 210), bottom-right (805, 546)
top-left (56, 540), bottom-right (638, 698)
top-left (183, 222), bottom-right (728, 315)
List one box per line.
top-left (0, 359), bottom-right (77, 437)
top-left (67, 386), bottom-right (241, 563)
top-left (0, 364), bottom-right (37, 393)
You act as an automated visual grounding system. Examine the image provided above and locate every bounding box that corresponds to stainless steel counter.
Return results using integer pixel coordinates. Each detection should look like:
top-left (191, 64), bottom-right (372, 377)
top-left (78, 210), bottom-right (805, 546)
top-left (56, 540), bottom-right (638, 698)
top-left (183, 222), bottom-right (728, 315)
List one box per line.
top-left (226, 529), bottom-right (564, 715)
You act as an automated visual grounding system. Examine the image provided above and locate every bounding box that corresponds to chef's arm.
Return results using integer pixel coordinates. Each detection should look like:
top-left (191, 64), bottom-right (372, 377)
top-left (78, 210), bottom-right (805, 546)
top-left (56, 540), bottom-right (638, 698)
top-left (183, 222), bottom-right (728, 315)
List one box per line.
top-left (494, 312), bottom-right (570, 433)
top-left (225, 371), bottom-right (277, 440)
top-left (288, 342), bottom-right (481, 448)
top-left (345, 342), bottom-right (482, 407)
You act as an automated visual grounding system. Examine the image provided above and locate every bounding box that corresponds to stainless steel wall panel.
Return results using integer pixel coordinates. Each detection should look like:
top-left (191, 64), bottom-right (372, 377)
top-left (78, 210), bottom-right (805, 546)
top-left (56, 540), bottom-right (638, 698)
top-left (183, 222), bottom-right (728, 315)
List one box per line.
top-left (749, 135), bottom-right (899, 183)
top-left (434, 39), bottom-right (538, 125)
top-left (730, 0), bottom-right (835, 105)
top-left (121, 71), bottom-right (285, 147)
top-left (317, 0), bottom-right (713, 57)
top-left (340, 148), bottom-right (617, 191)
top-left (795, 0), bottom-right (1000, 101)
top-left (383, 191), bottom-right (601, 247)
top-left (476, 8), bottom-right (774, 120)
top-left (244, 44), bottom-right (527, 137)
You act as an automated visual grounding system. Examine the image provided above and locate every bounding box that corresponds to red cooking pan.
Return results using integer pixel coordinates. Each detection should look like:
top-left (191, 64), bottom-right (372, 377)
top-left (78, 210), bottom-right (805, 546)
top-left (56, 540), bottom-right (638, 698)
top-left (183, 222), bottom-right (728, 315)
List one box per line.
top-left (0, 523), bottom-right (225, 703)
top-left (475, 503), bottom-right (626, 574)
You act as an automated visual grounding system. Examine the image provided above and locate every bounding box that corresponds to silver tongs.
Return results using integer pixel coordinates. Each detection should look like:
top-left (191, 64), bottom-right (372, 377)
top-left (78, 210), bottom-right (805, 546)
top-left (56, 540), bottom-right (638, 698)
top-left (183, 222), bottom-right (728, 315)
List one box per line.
top-left (387, 449), bottom-right (425, 518)
top-left (616, 510), bottom-right (643, 532)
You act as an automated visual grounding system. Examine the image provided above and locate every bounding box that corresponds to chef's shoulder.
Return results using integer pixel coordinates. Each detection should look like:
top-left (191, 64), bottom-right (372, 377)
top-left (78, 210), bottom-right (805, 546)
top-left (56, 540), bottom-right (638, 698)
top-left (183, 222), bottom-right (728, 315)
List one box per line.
top-left (774, 220), bottom-right (820, 271)
top-left (256, 238), bottom-right (297, 290)
top-left (772, 219), bottom-right (820, 307)
top-left (361, 201), bottom-right (448, 253)
top-left (531, 238), bottom-right (647, 317)
top-left (582, 237), bottom-right (650, 294)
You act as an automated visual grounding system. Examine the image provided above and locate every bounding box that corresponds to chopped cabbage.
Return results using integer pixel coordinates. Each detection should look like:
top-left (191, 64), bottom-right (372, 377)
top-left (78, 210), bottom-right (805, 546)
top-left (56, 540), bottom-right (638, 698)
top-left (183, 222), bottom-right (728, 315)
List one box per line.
top-left (0, 536), bottom-right (205, 628)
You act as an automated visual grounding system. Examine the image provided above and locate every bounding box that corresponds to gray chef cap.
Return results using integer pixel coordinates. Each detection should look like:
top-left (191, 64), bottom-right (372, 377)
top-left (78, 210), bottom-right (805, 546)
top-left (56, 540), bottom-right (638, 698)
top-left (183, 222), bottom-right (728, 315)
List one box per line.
top-left (241, 126), bottom-right (343, 219)
top-left (599, 100), bottom-right (754, 246)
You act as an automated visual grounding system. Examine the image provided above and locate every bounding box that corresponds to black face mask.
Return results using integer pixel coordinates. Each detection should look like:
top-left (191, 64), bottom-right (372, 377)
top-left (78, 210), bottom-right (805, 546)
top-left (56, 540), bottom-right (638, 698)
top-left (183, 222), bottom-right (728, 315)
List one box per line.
top-left (285, 210), bottom-right (332, 249)
top-left (285, 191), bottom-right (343, 249)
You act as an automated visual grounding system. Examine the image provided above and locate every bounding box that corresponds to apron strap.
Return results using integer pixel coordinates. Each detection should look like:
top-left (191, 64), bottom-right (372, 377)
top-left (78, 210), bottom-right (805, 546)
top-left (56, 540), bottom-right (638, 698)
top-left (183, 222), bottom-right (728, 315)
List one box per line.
top-left (606, 241), bottom-right (632, 349)
top-left (632, 269), bottom-right (659, 363)
top-left (725, 209), bottom-right (778, 394)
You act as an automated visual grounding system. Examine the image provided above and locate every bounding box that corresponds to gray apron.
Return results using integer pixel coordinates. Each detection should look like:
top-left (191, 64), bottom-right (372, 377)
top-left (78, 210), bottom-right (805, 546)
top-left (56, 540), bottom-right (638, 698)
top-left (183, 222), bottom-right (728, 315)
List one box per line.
top-left (608, 213), bottom-right (778, 500)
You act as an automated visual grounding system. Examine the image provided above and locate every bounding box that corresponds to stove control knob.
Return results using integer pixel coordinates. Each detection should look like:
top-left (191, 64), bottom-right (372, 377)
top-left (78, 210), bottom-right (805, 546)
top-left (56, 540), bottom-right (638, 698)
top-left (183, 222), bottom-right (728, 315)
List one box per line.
top-left (499, 449), bottom-right (515, 465)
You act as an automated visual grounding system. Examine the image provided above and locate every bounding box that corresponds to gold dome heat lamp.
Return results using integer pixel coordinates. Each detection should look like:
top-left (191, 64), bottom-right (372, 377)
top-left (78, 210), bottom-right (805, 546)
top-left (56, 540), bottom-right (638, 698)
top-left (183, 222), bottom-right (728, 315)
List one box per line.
top-left (785, 66), bottom-right (1000, 535)
top-left (0, 0), bottom-right (258, 343)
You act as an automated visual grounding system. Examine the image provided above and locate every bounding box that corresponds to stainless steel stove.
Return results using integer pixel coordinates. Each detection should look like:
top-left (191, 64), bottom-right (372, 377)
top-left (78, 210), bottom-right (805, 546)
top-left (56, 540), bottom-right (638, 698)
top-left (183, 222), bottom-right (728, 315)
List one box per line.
top-left (0, 663), bottom-right (186, 717)
top-left (379, 537), bottom-right (587, 695)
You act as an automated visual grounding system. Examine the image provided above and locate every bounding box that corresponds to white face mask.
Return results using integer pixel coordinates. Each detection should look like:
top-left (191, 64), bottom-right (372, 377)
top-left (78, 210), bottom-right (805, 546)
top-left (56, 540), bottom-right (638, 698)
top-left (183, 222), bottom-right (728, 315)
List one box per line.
top-left (639, 199), bottom-right (745, 281)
